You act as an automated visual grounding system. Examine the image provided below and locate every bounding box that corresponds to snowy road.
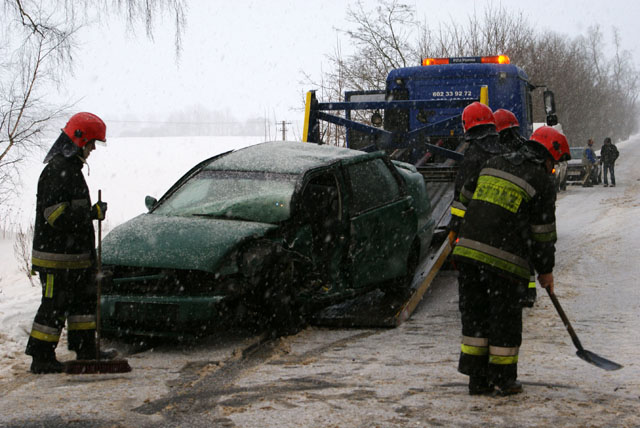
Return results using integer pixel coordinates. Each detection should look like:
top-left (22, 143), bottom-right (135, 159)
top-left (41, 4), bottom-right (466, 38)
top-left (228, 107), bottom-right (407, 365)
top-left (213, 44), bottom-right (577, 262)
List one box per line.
top-left (1, 136), bottom-right (639, 427)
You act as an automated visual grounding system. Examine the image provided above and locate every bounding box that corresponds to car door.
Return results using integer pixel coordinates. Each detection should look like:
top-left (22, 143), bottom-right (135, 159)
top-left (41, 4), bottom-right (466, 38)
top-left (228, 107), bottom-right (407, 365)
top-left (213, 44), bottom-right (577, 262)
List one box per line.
top-left (343, 156), bottom-right (417, 288)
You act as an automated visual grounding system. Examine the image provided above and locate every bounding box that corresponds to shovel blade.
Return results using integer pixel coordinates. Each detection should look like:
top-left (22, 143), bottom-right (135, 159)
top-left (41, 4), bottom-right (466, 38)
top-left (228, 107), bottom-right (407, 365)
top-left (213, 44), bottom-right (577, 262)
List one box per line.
top-left (576, 349), bottom-right (623, 371)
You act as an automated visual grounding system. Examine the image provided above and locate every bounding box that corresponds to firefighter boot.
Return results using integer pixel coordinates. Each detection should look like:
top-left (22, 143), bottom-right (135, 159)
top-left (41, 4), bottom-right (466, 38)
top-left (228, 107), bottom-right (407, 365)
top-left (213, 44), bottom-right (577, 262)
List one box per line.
top-left (30, 353), bottom-right (64, 374)
top-left (469, 376), bottom-right (494, 395)
top-left (495, 380), bottom-right (523, 396)
top-left (70, 329), bottom-right (118, 360)
top-left (523, 286), bottom-right (537, 308)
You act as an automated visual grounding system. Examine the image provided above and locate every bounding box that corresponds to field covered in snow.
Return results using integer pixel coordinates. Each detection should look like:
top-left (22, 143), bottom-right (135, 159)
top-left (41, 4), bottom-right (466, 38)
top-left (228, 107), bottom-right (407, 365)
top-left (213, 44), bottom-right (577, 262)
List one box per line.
top-left (0, 135), bottom-right (639, 427)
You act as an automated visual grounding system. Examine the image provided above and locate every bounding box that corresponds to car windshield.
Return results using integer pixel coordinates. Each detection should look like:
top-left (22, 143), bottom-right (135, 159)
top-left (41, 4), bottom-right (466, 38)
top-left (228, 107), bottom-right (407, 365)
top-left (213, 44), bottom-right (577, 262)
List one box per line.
top-left (153, 170), bottom-right (298, 224)
top-left (570, 147), bottom-right (584, 159)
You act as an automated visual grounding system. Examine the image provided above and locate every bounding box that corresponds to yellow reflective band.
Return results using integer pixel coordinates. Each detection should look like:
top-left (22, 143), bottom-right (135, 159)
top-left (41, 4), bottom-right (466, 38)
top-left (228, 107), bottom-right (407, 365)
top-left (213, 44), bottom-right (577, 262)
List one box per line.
top-left (453, 246), bottom-right (530, 279)
top-left (451, 206), bottom-right (466, 218)
top-left (46, 203), bottom-right (68, 226)
top-left (473, 175), bottom-right (530, 213)
top-left (45, 274), bottom-right (54, 298)
top-left (32, 257), bottom-right (92, 270)
top-left (68, 321), bottom-right (97, 331)
top-left (30, 329), bottom-right (60, 343)
top-left (302, 91), bottom-right (313, 142)
top-left (96, 204), bottom-right (103, 220)
top-left (528, 281), bottom-right (536, 289)
top-left (489, 355), bottom-right (519, 365)
top-left (461, 344), bottom-right (488, 356)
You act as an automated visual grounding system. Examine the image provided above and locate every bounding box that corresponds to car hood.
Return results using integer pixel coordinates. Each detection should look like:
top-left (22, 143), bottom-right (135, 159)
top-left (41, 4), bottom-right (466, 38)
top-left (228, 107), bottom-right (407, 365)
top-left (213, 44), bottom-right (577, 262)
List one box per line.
top-left (102, 214), bottom-right (278, 273)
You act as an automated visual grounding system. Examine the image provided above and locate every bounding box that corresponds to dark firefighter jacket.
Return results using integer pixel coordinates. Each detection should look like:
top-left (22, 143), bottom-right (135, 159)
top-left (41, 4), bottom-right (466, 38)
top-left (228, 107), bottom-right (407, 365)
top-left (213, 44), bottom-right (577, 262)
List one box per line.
top-left (32, 152), bottom-right (98, 272)
top-left (452, 142), bottom-right (557, 281)
top-left (450, 127), bottom-right (506, 234)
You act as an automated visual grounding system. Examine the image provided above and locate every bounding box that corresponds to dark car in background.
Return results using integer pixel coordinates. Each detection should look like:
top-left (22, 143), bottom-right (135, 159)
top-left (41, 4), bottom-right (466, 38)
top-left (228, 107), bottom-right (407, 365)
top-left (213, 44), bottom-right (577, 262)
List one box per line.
top-left (100, 141), bottom-right (435, 338)
top-left (566, 146), bottom-right (601, 185)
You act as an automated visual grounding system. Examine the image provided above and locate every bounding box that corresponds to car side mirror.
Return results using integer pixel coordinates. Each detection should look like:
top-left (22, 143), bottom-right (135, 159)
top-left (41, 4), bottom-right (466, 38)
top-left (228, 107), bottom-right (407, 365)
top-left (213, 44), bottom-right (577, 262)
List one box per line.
top-left (145, 195), bottom-right (158, 211)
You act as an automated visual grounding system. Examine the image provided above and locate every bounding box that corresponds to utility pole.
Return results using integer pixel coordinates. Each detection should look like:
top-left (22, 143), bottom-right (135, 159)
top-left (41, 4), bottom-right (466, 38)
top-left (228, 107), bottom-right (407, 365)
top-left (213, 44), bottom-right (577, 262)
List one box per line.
top-left (276, 120), bottom-right (291, 141)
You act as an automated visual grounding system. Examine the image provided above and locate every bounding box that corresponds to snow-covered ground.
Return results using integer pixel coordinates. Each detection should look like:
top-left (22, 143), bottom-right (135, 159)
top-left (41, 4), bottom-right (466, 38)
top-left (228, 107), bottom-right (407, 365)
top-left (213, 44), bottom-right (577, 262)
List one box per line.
top-left (0, 134), bottom-right (639, 427)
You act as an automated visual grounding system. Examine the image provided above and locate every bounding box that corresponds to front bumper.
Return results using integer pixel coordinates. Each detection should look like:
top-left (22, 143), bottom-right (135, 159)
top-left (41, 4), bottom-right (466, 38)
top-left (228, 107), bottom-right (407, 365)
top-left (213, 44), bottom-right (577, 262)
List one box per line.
top-left (100, 294), bottom-right (228, 338)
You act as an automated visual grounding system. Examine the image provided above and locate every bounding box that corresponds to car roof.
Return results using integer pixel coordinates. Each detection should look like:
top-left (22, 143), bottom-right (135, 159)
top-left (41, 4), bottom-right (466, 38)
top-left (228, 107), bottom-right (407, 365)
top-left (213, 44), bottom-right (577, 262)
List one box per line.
top-left (205, 141), bottom-right (372, 174)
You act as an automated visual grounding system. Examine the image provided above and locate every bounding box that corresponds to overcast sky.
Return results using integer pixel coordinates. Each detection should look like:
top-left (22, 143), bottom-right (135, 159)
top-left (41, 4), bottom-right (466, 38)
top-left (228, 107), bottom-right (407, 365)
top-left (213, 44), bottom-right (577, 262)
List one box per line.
top-left (60, 0), bottom-right (640, 138)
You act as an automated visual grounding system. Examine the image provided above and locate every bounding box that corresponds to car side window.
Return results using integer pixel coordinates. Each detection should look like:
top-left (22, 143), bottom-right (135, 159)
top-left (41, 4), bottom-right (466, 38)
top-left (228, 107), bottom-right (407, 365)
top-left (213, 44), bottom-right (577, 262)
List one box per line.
top-left (347, 158), bottom-right (400, 214)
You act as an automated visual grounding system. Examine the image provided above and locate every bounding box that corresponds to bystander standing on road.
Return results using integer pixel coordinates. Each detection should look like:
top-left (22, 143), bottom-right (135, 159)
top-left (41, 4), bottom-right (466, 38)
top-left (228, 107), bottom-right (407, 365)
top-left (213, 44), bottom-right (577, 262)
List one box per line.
top-left (582, 139), bottom-right (597, 187)
top-left (600, 137), bottom-right (619, 187)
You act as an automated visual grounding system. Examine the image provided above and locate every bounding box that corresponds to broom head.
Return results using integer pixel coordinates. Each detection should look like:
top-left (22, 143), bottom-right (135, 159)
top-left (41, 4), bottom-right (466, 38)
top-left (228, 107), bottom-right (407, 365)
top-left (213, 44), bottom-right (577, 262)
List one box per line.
top-left (65, 358), bottom-right (132, 374)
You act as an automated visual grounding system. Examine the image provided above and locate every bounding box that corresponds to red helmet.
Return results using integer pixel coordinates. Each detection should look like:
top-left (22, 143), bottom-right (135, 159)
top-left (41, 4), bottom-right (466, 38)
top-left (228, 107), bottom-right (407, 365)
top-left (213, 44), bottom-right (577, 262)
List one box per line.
top-left (462, 102), bottom-right (495, 132)
top-left (530, 126), bottom-right (571, 162)
top-left (493, 109), bottom-right (519, 132)
top-left (63, 112), bottom-right (107, 147)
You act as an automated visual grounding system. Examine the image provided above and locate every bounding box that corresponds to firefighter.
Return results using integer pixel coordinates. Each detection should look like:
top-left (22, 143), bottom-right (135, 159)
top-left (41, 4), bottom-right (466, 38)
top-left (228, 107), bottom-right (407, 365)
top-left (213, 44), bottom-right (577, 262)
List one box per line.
top-left (449, 102), bottom-right (506, 241)
top-left (493, 108), bottom-right (526, 152)
top-left (494, 109), bottom-right (537, 307)
top-left (452, 126), bottom-right (570, 395)
top-left (26, 112), bottom-right (114, 373)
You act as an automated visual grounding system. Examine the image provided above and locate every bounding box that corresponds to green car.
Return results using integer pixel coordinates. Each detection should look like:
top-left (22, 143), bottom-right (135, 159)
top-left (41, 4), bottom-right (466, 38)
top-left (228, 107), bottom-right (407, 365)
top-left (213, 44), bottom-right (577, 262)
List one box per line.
top-left (101, 141), bottom-right (435, 337)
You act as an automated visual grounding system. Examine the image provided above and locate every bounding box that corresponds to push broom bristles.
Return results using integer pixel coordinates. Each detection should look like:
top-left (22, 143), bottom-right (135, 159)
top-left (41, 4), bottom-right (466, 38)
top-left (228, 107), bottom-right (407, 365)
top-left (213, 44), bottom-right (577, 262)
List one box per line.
top-left (65, 358), bottom-right (132, 375)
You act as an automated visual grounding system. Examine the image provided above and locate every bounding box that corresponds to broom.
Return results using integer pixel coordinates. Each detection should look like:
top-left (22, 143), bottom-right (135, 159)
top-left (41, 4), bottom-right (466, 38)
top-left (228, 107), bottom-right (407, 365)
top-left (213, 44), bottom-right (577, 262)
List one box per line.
top-left (66, 190), bottom-right (132, 374)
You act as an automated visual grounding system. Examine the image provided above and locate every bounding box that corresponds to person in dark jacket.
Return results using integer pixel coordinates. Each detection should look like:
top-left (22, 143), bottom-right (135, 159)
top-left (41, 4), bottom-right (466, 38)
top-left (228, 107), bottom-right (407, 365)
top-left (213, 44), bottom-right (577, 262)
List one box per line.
top-left (452, 125), bottom-right (570, 396)
top-left (26, 112), bottom-right (112, 374)
top-left (449, 102), bottom-right (506, 241)
top-left (600, 137), bottom-right (619, 187)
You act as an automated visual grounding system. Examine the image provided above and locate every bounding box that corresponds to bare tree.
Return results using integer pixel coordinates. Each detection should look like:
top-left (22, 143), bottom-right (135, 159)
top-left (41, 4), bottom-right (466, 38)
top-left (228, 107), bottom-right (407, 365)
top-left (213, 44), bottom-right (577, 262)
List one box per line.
top-left (13, 223), bottom-right (37, 286)
top-left (0, 0), bottom-right (186, 213)
top-left (304, 0), bottom-right (639, 147)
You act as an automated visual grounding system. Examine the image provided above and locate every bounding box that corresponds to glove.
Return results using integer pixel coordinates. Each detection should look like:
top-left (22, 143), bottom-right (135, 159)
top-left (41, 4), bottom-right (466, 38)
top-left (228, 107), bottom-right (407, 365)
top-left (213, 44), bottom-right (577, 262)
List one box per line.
top-left (92, 201), bottom-right (108, 220)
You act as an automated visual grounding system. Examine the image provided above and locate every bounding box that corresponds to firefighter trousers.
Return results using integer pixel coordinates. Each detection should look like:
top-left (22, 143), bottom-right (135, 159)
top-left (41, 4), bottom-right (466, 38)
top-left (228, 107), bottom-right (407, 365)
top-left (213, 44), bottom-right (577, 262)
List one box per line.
top-left (457, 261), bottom-right (525, 386)
top-left (26, 269), bottom-right (97, 359)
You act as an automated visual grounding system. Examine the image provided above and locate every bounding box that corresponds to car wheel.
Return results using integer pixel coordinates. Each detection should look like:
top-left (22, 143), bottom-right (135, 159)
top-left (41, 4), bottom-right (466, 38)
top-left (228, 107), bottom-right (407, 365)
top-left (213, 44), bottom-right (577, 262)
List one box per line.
top-left (259, 256), bottom-right (306, 336)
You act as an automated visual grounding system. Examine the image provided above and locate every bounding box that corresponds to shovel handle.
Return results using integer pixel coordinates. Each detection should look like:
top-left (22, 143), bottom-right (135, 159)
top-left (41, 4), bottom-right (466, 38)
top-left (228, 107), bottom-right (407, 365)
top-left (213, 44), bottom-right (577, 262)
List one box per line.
top-left (545, 288), bottom-right (584, 352)
top-left (96, 189), bottom-right (102, 360)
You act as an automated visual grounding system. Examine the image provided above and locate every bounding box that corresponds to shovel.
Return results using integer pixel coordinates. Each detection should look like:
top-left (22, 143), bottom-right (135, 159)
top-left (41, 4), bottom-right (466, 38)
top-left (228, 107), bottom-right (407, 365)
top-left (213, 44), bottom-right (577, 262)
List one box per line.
top-left (546, 288), bottom-right (622, 371)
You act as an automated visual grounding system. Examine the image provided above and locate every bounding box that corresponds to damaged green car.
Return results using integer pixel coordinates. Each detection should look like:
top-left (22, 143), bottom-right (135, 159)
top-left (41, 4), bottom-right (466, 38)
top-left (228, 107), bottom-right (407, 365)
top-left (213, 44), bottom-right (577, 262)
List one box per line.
top-left (100, 141), bottom-right (434, 337)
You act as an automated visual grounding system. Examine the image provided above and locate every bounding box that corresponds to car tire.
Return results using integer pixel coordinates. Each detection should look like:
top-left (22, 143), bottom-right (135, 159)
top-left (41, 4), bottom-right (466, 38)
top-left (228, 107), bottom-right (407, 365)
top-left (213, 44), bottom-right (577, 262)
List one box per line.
top-left (260, 257), bottom-right (306, 336)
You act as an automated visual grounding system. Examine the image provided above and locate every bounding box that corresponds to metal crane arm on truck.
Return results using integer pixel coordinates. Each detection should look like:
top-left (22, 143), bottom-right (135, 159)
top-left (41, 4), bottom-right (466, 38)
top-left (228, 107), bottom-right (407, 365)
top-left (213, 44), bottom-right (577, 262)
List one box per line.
top-left (303, 91), bottom-right (465, 162)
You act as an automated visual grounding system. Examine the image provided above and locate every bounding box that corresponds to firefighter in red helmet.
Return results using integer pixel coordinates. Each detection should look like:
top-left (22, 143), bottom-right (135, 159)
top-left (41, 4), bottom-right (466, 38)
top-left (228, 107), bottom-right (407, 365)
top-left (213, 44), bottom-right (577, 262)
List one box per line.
top-left (449, 102), bottom-right (506, 240)
top-left (452, 125), bottom-right (570, 395)
top-left (493, 108), bottom-right (526, 152)
top-left (26, 112), bottom-right (116, 373)
top-left (494, 108), bottom-right (539, 307)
